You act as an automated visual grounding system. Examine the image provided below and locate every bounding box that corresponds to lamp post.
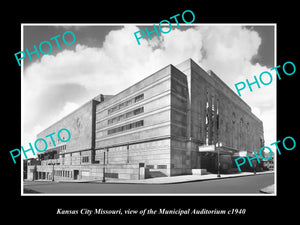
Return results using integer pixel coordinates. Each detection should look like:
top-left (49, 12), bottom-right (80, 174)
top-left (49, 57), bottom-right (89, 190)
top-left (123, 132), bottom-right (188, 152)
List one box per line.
top-left (102, 151), bottom-right (106, 183)
top-left (217, 143), bottom-right (221, 178)
top-left (253, 153), bottom-right (257, 175)
top-left (48, 163), bottom-right (55, 181)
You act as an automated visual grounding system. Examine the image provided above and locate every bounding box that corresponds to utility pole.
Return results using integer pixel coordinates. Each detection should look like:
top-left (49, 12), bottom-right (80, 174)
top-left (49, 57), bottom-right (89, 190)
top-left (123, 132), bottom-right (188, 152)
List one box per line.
top-left (217, 145), bottom-right (221, 178)
top-left (48, 163), bottom-right (55, 181)
top-left (102, 151), bottom-right (106, 183)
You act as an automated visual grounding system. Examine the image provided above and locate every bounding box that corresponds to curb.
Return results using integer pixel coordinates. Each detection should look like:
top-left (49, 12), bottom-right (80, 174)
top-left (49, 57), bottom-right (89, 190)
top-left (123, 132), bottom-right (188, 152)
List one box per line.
top-left (88, 171), bottom-right (274, 185)
top-left (40, 171), bottom-right (274, 185)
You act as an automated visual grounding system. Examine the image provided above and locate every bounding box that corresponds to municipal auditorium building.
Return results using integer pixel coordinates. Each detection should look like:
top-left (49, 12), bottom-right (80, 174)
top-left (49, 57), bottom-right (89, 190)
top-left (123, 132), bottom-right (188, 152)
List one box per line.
top-left (27, 58), bottom-right (264, 181)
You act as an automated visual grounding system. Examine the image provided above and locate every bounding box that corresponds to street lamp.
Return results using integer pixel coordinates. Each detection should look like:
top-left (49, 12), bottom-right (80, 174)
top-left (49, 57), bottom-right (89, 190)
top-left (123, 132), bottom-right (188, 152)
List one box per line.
top-left (48, 163), bottom-right (55, 181)
top-left (216, 143), bottom-right (221, 178)
top-left (102, 151), bottom-right (106, 183)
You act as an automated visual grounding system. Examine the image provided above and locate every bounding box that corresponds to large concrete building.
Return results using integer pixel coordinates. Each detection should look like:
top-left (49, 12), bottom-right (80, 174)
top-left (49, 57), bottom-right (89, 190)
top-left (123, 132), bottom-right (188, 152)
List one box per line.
top-left (27, 59), bottom-right (264, 181)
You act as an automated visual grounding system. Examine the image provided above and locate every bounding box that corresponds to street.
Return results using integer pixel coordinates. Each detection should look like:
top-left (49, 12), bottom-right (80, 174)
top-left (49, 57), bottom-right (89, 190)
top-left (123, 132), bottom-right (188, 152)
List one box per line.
top-left (23, 173), bottom-right (274, 194)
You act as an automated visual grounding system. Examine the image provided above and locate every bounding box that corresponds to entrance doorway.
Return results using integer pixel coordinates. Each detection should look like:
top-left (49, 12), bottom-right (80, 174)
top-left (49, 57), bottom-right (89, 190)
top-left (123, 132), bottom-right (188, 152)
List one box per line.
top-left (73, 170), bottom-right (79, 180)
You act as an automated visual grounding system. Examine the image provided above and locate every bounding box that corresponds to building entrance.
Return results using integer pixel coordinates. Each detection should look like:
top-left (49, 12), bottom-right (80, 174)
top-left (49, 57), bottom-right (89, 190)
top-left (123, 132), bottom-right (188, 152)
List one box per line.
top-left (73, 170), bottom-right (79, 180)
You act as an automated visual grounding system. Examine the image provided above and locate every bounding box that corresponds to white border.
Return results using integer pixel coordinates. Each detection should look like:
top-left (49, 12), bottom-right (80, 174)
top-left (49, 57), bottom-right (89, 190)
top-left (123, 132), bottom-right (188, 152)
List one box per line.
top-left (21, 23), bottom-right (277, 196)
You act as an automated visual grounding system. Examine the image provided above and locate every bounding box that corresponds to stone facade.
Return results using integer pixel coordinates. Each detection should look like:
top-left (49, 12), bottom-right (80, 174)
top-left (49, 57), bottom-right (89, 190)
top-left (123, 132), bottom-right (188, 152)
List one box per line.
top-left (28, 58), bottom-right (264, 181)
top-left (174, 59), bottom-right (264, 173)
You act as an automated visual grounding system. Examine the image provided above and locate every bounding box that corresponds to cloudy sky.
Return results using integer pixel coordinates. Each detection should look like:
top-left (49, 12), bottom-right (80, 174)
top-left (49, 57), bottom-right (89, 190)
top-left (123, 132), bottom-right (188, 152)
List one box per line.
top-left (22, 24), bottom-right (276, 158)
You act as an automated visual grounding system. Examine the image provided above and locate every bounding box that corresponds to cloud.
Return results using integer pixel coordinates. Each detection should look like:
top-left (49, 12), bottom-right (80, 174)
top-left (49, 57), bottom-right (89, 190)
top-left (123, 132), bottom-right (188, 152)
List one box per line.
top-left (195, 26), bottom-right (276, 146)
top-left (23, 25), bottom-right (276, 149)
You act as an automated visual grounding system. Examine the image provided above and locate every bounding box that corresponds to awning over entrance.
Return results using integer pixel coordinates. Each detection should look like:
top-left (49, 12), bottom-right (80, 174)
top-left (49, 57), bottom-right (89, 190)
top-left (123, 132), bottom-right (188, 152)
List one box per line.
top-left (198, 145), bottom-right (215, 152)
top-left (198, 144), bottom-right (242, 155)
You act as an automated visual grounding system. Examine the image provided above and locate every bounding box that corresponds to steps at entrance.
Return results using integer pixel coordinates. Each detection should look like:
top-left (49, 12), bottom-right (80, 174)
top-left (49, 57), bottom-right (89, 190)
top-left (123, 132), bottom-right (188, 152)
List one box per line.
top-left (147, 170), bottom-right (168, 178)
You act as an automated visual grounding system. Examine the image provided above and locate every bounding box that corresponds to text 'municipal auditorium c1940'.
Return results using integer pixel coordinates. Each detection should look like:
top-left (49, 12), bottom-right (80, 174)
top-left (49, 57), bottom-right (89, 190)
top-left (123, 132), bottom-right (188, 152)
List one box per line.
top-left (26, 58), bottom-right (265, 181)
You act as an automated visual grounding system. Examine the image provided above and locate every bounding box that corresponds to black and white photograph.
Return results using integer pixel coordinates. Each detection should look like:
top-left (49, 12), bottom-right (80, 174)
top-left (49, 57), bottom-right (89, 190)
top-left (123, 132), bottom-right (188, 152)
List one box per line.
top-left (19, 23), bottom-right (278, 196)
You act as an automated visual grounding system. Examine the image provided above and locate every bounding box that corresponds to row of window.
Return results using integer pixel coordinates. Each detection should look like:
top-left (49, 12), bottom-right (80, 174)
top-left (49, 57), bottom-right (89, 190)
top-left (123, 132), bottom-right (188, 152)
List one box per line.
top-left (145, 165), bottom-right (167, 169)
top-left (157, 165), bottom-right (167, 169)
top-left (54, 170), bottom-right (71, 177)
top-left (108, 94), bottom-right (144, 115)
top-left (108, 107), bottom-right (144, 125)
top-left (40, 151), bottom-right (59, 160)
top-left (105, 173), bottom-right (119, 178)
top-left (107, 120), bottom-right (144, 135)
top-left (53, 171), bottom-right (119, 178)
top-left (48, 144), bottom-right (66, 152)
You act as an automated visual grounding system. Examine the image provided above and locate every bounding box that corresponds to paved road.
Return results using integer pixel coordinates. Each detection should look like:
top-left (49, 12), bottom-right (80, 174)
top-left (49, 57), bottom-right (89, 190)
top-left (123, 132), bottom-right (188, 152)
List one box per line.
top-left (24, 173), bottom-right (274, 194)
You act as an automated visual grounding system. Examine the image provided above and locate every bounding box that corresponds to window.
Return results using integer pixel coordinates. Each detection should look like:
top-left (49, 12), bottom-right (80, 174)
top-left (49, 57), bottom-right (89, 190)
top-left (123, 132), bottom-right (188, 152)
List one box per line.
top-left (136, 120), bottom-right (144, 127)
top-left (108, 94), bottom-right (144, 115)
top-left (108, 107), bottom-right (144, 125)
top-left (157, 165), bottom-right (167, 169)
top-left (107, 120), bottom-right (144, 135)
top-left (211, 95), bottom-right (215, 111)
top-left (82, 156), bottom-right (89, 163)
top-left (134, 94), bottom-right (144, 102)
top-left (47, 144), bottom-right (66, 152)
top-left (133, 107), bottom-right (144, 115)
top-left (105, 173), bottom-right (118, 178)
top-left (146, 165), bottom-right (154, 169)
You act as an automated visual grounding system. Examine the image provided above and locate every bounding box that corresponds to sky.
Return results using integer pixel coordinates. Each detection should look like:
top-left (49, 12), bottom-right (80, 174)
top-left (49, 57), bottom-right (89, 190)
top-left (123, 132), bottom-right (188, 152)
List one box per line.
top-left (22, 24), bottom-right (276, 158)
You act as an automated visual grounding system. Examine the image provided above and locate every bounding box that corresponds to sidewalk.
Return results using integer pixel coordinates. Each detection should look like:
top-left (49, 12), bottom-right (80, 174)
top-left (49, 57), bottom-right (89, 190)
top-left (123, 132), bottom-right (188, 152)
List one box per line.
top-left (259, 184), bottom-right (274, 194)
top-left (56, 170), bottom-right (274, 185)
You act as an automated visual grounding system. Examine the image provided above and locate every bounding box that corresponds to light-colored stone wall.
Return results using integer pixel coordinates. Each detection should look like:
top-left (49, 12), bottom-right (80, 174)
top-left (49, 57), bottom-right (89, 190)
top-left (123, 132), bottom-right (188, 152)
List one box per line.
top-left (36, 100), bottom-right (98, 155)
top-left (95, 65), bottom-right (172, 149)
